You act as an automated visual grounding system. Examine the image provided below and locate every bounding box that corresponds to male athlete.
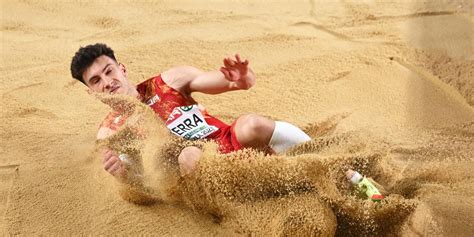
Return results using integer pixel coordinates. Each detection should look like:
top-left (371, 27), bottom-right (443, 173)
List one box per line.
top-left (70, 43), bottom-right (311, 180)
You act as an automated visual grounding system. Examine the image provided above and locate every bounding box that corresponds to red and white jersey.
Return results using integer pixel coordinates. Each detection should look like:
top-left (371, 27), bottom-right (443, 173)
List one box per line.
top-left (97, 75), bottom-right (228, 141)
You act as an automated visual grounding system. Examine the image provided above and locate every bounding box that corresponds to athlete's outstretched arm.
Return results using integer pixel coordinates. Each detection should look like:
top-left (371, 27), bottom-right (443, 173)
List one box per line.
top-left (161, 54), bottom-right (256, 95)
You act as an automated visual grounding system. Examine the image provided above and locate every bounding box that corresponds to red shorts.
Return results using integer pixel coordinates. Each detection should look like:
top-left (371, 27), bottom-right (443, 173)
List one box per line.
top-left (211, 121), bottom-right (242, 154)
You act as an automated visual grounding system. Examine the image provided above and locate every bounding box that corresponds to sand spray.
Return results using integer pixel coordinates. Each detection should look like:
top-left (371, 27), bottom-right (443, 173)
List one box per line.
top-left (90, 94), bottom-right (465, 236)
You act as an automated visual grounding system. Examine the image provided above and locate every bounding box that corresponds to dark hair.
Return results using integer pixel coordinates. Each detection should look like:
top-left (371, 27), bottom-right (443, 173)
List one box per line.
top-left (70, 43), bottom-right (117, 84)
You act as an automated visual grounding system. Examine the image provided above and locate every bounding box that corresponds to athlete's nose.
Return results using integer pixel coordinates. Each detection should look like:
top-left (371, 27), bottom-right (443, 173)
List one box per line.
top-left (102, 76), bottom-right (114, 91)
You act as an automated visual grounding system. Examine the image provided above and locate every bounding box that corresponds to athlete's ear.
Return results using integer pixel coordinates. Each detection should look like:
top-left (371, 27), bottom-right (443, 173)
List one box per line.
top-left (119, 63), bottom-right (127, 78)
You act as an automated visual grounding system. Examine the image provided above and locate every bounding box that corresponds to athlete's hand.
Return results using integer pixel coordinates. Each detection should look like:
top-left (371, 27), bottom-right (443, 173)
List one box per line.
top-left (101, 148), bottom-right (125, 178)
top-left (220, 54), bottom-right (255, 89)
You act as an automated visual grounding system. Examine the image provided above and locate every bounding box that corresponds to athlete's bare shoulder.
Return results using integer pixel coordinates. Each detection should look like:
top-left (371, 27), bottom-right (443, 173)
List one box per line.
top-left (161, 66), bottom-right (203, 94)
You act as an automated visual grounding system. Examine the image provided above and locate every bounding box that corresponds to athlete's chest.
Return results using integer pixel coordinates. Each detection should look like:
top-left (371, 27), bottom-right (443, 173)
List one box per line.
top-left (138, 76), bottom-right (218, 140)
top-left (138, 76), bottom-right (195, 120)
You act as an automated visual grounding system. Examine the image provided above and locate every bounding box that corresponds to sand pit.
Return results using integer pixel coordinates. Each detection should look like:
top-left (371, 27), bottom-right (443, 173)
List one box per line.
top-left (1, 0), bottom-right (473, 236)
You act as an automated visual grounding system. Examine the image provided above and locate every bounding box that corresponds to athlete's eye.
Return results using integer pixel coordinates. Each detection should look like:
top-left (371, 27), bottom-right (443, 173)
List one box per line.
top-left (106, 68), bottom-right (112, 75)
top-left (91, 78), bottom-right (100, 84)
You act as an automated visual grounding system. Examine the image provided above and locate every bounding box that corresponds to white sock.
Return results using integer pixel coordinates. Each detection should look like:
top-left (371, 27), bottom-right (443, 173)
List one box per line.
top-left (269, 121), bottom-right (311, 154)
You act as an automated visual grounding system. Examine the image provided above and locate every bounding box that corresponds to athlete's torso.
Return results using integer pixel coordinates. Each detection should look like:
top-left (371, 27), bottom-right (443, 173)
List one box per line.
top-left (98, 75), bottom-right (228, 141)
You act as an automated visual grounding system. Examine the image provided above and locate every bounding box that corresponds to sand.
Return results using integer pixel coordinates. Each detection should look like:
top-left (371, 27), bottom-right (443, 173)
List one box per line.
top-left (1, 0), bottom-right (473, 236)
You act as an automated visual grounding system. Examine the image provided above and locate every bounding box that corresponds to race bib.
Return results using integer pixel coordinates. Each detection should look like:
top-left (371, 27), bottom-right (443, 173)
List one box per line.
top-left (166, 105), bottom-right (218, 140)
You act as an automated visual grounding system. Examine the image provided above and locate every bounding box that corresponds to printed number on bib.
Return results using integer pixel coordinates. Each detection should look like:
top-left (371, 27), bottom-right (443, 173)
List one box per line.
top-left (166, 105), bottom-right (218, 140)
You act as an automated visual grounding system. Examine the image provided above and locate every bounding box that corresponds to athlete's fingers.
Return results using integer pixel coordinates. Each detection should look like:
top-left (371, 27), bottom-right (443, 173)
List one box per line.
top-left (223, 58), bottom-right (232, 68)
top-left (225, 58), bottom-right (237, 68)
top-left (104, 155), bottom-right (119, 171)
top-left (108, 162), bottom-right (119, 172)
top-left (229, 60), bottom-right (236, 67)
top-left (101, 149), bottom-right (114, 164)
top-left (226, 56), bottom-right (236, 66)
top-left (220, 67), bottom-right (227, 73)
top-left (220, 67), bottom-right (232, 80)
top-left (109, 162), bottom-right (122, 175)
top-left (235, 54), bottom-right (242, 63)
top-left (229, 70), bottom-right (239, 81)
top-left (243, 59), bottom-right (249, 65)
top-left (103, 158), bottom-right (115, 171)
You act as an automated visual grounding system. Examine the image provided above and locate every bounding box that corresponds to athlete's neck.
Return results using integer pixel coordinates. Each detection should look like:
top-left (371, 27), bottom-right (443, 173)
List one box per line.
top-left (131, 86), bottom-right (143, 101)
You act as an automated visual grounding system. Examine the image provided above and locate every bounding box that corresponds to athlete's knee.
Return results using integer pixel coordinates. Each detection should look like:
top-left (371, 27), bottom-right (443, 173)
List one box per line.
top-left (241, 114), bottom-right (275, 137)
top-left (178, 146), bottom-right (202, 176)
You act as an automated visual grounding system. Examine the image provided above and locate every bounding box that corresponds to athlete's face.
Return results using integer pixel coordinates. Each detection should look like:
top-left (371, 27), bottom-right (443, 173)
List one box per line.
top-left (82, 55), bottom-right (137, 96)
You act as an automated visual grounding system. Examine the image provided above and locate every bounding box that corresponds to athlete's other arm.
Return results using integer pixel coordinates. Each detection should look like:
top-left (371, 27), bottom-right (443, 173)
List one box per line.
top-left (100, 148), bottom-right (126, 178)
top-left (161, 54), bottom-right (255, 95)
top-left (100, 147), bottom-right (200, 178)
top-left (97, 124), bottom-right (156, 204)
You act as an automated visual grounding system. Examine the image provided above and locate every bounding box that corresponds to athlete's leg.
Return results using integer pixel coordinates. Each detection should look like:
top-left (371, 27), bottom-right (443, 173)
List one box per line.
top-left (233, 114), bottom-right (275, 150)
top-left (177, 146), bottom-right (202, 176)
top-left (233, 114), bottom-right (311, 153)
top-left (268, 121), bottom-right (311, 153)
